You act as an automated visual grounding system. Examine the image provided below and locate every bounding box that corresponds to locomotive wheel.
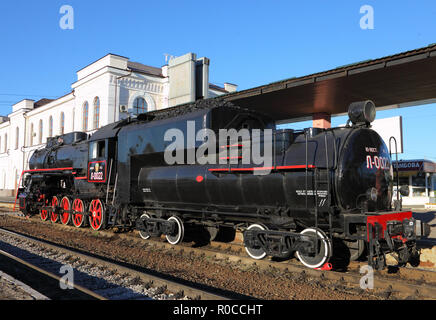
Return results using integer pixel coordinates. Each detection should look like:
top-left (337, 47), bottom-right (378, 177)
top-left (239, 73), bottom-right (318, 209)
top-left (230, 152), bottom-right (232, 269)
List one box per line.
top-left (60, 197), bottom-right (71, 225)
top-left (72, 199), bottom-right (86, 228)
top-left (166, 216), bottom-right (184, 245)
top-left (139, 213), bottom-right (151, 240)
top-left (89, 199), bottom-right (106, 231)
top-left (344, 239), bottom-right (365, 261)
top-left (296, 228), bottom-right (332, 269)
top-left (40, 209), bottom-right (49, 221)
top-left (244, 224), bottom-right (268, 260)
top-left (40, 199), bottom-right (49, 221)
top-left (50, 196), bottom-right (59, 223)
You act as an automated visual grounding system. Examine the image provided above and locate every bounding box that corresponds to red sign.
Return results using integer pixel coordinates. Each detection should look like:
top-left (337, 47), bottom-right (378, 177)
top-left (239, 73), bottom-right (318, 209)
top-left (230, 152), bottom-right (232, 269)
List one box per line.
top-left (88, 160), bottom-right (107, 183)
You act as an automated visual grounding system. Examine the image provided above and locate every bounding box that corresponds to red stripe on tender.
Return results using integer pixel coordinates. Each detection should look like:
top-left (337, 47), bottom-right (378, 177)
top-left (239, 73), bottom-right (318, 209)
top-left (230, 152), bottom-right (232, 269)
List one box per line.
top-left (208, 165), bottom-right (316, 172)
top-left (232, 167), bottom-right (275, 171)
top-left (74, 177), bottom-right (87, 180)
top-left (276, 165), bottom-right (316, 169)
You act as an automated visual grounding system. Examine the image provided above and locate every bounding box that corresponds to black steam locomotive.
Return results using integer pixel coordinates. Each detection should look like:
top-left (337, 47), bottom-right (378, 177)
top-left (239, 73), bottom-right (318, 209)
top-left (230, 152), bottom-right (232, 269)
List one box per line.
top-left (16, 99), bottom-right (429, 270)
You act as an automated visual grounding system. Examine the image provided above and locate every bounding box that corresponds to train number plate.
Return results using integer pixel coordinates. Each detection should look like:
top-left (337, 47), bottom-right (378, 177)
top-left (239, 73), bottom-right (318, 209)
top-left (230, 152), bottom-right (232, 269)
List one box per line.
top-left (88, 160), bottom-right (107, 183)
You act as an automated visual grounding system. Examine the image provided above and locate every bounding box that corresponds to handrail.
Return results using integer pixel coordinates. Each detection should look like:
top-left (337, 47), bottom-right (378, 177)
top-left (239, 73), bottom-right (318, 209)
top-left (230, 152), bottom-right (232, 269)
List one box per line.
top-left (388, 136), bottom-right (400, 203)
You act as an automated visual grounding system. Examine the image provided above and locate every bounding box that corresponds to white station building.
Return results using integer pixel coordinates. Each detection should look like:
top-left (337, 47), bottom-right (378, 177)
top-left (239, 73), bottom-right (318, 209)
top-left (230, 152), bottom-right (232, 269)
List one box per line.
top-left (0, 53), bottom-right (237, 195)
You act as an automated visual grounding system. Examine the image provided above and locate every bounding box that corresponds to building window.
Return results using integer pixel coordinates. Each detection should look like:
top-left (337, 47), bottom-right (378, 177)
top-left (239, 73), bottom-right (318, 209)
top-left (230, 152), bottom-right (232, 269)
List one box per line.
top-left (60, 112), bottom-right (65, 135)
top-left (133, 97), bottom-right (147, 115)
top-left (49, 116), bottom-right (53, 137)
top-left (15, 127), bottom-right (19, 150)
top-left (38, 119), bottom-right (43, 144)
top-left (0, 136), bottom-right (2, 153)
top-left (4, 134), bottom-right (7, 152)
top-left (83, 101), bottom-right (89, 131)
top-left (93, 97), bottom-right (100, 129)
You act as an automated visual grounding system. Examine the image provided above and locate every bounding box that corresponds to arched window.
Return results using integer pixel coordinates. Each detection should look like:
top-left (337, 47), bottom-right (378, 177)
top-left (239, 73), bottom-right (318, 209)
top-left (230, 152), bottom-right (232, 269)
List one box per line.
top-left (49, 116), bottom-right (53, 137)
top-left (60, 112), bottom-right (65, 135)
top-left (38, 119), bottom-right (43, 144)
top-left (83, 101), bottom-right (89, 131)
top-left (133, 97), bottom-right (147, 115)
top-left (15, 127), bottom-right (19, 149)
top-left (93, 97), bottom-right (100, 129)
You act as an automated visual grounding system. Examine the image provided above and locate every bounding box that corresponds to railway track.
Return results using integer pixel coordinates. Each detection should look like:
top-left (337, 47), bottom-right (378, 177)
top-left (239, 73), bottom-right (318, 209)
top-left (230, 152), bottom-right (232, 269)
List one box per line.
top-left (2, 213), bottom-right (436, 300)
top-left (107, 230), bottom-right (436, 300)
top-left (0, 226), bottom-right (232, 300)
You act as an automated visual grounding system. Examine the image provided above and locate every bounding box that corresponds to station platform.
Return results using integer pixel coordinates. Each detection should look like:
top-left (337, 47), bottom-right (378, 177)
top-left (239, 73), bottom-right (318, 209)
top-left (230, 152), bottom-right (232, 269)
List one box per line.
top-left (0, 197), bottom-right (16, 210)
top-left (0, 196), bottom-right (15, 203)
top-left (0, 270), bottom-right (48, 300)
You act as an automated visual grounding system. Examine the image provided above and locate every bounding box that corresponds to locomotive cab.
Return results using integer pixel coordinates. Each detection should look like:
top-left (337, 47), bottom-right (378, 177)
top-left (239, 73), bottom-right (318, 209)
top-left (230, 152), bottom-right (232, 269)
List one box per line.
top-left (87, 138), bottom-right (116, 183)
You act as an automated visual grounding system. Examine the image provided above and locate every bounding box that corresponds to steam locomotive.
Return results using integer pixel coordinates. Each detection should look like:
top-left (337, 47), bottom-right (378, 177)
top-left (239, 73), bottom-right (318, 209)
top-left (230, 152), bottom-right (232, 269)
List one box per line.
top-left (16, 99), bottom-right (430, 270)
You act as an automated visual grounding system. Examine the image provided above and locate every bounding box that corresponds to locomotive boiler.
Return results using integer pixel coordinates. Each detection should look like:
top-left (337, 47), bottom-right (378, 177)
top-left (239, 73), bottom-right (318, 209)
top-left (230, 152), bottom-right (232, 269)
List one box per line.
top-left (16, 99), bottom-right (430, 270)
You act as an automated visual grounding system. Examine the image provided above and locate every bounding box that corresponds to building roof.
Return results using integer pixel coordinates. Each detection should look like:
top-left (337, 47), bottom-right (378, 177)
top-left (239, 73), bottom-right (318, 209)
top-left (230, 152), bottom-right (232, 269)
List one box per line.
top-left (76, 53), bottom-right (130, 73)
top-left (209, 83), bottom-right (228, 93)
top-left (127, 61), bottom-right (164, 78)
top-left (34, 98), bottom-right (55, 109)
top-left (223, 43), bottom-right (436, 122)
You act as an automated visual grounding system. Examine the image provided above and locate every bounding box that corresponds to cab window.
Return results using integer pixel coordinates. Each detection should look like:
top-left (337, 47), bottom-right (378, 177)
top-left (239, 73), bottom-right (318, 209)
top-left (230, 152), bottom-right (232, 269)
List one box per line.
top-left (89, 140), bottom-right (106, 159)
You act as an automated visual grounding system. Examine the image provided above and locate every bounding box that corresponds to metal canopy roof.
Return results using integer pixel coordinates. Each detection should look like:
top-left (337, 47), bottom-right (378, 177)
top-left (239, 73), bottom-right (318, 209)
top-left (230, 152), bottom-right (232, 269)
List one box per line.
top-left (222, 44), bottom-right (436, 123)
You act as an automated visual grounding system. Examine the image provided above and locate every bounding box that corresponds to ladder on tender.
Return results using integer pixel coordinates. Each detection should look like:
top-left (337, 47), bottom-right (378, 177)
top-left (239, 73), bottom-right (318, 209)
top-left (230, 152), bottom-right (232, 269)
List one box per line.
top-left (304, 130), bottom-right (334, 251)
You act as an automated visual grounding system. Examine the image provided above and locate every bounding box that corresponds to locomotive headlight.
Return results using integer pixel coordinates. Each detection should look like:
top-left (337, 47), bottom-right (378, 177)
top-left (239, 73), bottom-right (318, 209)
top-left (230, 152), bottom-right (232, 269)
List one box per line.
top-left (348, 100), bottom-right (376, 125)
top-left (366, 187), bottom-right (378, 202)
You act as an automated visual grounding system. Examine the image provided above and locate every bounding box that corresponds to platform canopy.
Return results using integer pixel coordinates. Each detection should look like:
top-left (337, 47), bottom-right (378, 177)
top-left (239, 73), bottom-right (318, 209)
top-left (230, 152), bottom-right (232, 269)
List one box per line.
top-left (222, 44), bottom-right (436, 123)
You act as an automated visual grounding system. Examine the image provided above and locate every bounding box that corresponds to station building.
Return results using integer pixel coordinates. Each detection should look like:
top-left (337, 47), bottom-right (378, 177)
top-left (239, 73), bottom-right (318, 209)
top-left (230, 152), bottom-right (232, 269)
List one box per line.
top-left (0, 53), bottom-right (237, 195)
top-left (393, 159), bottom-right (436, 207)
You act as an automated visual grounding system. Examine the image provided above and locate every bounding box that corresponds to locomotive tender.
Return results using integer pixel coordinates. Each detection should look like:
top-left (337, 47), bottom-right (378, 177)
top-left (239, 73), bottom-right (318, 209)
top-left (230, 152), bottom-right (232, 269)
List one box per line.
top-left (17, 99), bottom-right (430, 270)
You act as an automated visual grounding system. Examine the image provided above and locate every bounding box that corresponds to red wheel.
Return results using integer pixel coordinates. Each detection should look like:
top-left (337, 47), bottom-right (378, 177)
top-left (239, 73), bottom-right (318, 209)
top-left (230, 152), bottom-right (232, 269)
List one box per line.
top-left (50, 196), bottom-right (59, 223)
top-left (40, 208), bottom-right (49, 221)
top-left (72, 199), bottom-right (86, 228)
top-left (39, 196), bottom-right (49, 221)
top-left (60, 197), bottom-right (71, 225)
top-left (89, 199), bottom-right (105, 231)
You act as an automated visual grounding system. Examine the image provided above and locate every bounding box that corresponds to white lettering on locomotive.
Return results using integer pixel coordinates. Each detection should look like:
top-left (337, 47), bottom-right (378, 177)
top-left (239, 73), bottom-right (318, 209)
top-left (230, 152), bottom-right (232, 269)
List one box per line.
top-left (365, 147), bottom-right (377, 153)
top-left (90, 172), bottom-right (104, 180)
top-left (366, 155), bottom-right (389, 170)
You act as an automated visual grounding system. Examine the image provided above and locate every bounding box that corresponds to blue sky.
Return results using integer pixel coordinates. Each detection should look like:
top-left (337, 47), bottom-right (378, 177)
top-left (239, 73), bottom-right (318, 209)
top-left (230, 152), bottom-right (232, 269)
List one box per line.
top-left (0, 0), bottom-right (435, 160)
